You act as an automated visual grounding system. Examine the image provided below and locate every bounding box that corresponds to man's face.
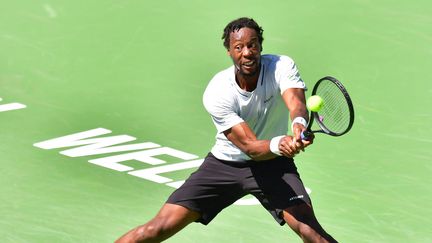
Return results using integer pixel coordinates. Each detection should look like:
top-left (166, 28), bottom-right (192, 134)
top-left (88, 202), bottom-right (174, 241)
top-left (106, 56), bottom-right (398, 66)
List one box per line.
top-left (228, 27), bottom-right (262, 77)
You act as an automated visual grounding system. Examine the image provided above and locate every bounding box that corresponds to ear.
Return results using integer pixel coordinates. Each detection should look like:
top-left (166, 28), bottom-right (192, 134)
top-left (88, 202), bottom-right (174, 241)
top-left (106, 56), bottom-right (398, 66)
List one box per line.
top-left (226, 49), bottom-right (232, 57)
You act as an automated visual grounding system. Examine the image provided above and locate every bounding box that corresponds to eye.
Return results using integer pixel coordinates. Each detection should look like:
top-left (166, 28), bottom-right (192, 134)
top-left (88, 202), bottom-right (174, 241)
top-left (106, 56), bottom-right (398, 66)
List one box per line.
top-left (249, 42), bottom-right (259, 50)
top-left (234, 45), bottom-right (242, 52)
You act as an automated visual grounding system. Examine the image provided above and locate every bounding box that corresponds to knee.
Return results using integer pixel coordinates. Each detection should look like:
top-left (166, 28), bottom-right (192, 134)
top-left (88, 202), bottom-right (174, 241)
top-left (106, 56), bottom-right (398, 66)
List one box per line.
top-left (297, 222), bottom-right (315, 238)
top-left (138, 223), bottom-right (160, 239)
top-left (131, 220), bottom-right (166, 242)
top-left (290, 217), bottom-right (332, 243)
top-left (283, 206), bottom-right (321, 238)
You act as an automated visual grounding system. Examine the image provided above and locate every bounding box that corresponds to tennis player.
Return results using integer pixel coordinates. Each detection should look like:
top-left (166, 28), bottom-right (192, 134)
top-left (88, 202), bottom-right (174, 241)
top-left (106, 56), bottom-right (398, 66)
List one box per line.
top-left (116, 17), bottom-right (337, 243)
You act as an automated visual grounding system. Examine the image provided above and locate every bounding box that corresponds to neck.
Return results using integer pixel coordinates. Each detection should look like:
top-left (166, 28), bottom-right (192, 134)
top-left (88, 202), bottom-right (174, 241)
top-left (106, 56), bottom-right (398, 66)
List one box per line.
top-left (235, 68), bottom-right (260, 92)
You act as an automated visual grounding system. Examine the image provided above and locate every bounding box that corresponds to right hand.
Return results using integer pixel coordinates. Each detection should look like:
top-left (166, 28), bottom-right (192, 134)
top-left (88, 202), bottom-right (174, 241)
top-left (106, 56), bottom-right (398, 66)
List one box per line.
top-left (278, 135), bottom-right (304, 158)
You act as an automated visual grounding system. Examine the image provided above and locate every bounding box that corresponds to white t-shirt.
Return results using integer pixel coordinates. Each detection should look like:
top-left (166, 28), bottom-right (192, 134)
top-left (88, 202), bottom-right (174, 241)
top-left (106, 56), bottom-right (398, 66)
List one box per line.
top-left (203, 54), bottom-right (306, 161)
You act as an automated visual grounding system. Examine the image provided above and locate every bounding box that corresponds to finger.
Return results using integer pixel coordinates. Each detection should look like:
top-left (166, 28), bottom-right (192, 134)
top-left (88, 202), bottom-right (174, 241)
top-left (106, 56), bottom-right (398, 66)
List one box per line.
top-left (280, 141), bottom-right (296, 157)
top-left (292, 138), bottom-right (305, 150)
top-left (282, 144), bottom-right (294, 155)
top-left (289, 141), bottom-right (302, 154)
top-left (293, 128), bottom-right (302, 142)
top-left (280, 148), bottom-right (294, 158)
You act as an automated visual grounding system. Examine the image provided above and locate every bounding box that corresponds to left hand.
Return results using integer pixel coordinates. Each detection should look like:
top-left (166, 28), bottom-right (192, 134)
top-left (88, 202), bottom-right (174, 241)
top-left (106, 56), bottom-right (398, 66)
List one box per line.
top-left (291, 123), bottom-right (314, 151)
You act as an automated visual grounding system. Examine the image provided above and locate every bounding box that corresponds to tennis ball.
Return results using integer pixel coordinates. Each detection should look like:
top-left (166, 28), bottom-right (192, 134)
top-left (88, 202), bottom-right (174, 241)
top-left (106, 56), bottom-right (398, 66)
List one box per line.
top-left (306, 95), bottom-right (324, 112)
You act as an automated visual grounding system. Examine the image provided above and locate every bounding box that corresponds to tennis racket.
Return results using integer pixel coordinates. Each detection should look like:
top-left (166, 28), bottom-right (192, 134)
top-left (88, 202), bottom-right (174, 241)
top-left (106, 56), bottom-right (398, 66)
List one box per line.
top-left (301, 76), bottom-right (354, 140)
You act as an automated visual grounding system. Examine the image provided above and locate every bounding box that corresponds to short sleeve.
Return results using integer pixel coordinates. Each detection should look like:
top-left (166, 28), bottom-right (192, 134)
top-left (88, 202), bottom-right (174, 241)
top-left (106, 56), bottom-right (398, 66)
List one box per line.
top-left (203, 77), bottom-right (244, 133)
top-left (276, 56), bottom-right (307, 94)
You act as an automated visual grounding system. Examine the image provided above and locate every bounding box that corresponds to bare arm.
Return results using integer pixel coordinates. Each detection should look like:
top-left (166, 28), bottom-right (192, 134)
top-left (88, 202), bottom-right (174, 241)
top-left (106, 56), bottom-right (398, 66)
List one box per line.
top-left (223, 88), bottom-right (313, 161)
top-left (223, 122), bottom-right (298, 161)
top-left (281, 88), bottom-right (314, 149)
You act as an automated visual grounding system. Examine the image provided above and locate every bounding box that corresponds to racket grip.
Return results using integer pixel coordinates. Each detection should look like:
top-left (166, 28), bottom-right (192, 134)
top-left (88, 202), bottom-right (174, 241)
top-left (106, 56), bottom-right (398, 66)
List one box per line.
top-left (301, 130), bottom-right (313, 141)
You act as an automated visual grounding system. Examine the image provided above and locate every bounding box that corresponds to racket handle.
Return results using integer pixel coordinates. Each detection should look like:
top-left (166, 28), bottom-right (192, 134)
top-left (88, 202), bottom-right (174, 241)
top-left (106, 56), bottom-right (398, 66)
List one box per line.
top-left (301, 130), bottom-right (313, 141)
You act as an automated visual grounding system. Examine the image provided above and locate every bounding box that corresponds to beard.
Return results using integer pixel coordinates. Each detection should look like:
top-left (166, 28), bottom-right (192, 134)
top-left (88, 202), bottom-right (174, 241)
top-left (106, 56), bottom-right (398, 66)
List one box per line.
top-left (237, 67), bottom-right (258, 76)
top-left (235, 62), bottom-right (260, 77)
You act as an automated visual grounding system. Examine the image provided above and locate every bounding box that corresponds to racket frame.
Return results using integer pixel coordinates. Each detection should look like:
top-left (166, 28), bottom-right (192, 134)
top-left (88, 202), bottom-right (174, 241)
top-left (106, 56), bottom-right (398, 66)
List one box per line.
top-left (305, 76), bottom-right (355, 137)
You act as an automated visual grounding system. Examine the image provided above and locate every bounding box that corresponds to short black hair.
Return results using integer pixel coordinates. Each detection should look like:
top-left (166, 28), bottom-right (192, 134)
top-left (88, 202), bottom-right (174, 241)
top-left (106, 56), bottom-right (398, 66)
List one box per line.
top-left (222, 17), bottom-right (264, 50)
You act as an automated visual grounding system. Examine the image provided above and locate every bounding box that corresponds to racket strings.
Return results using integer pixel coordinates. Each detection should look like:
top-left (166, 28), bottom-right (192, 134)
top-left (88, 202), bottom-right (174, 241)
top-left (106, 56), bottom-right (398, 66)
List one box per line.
top-left (315, 81), bottom-right (352, 134)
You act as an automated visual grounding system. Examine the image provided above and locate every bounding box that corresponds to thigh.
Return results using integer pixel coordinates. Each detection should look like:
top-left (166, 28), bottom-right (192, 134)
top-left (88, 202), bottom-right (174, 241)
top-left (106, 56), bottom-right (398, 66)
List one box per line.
top-left (246, 157), bottom-right (311, 225)
top-left (115, 204), bottom-right (200, 243)
top-left (282, 203), bottom-right (317, 227)
top-left (166, 154), bottom-right (246, 225)
top-left (283, 204), bottom-right (337, 242)
top-left (251, 158), bottom-right (311, 208)
top-left (151, 203), bottom-right (201, 230)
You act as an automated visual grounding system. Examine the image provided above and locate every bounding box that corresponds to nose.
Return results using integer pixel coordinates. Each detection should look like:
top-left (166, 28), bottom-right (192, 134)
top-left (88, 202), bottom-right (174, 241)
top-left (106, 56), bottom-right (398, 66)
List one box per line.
top-left (242, 47), bottom-right (253, 57)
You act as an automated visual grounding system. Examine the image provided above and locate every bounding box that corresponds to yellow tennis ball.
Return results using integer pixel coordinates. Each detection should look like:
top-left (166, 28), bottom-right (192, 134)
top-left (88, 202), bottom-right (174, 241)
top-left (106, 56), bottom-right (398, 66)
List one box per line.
top-left (307, 95), bottom-right (324, 112)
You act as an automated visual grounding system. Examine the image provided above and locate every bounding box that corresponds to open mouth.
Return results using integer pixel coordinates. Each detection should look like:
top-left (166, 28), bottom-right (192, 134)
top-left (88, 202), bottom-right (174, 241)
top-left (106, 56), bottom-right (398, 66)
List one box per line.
top-left (242, 60), bottom-right (255, 68)
top-left (242, 60), bottom-right (255, 67)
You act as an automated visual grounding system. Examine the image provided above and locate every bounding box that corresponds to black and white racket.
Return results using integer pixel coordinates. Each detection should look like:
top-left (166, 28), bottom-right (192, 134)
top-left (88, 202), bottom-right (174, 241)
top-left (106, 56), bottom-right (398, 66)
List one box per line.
top-left (301, 76), bottom-right (355, 140)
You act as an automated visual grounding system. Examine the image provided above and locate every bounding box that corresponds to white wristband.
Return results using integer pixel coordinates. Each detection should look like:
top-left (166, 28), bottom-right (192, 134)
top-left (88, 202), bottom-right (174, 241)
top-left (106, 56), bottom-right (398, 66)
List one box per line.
top-left (270, 135), bottom-right (285, 156)
top-left (291, 117), bottom-right (307, 132)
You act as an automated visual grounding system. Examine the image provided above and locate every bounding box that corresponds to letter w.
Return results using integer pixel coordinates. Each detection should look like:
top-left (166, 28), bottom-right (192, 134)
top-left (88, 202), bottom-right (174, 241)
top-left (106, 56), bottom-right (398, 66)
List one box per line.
top-left (33, 128), bottom-right (160, 157)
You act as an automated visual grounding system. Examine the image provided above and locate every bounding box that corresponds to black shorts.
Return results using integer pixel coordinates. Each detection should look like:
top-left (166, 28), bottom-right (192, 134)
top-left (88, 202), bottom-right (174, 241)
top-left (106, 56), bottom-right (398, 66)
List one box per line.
top-left (166, 153), bottom-right (311, 225)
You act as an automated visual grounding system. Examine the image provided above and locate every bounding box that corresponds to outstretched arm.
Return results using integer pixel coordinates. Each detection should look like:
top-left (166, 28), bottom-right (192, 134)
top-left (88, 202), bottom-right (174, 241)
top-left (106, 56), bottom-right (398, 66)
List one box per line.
top-left (224, 122), bottom-right (300, 161)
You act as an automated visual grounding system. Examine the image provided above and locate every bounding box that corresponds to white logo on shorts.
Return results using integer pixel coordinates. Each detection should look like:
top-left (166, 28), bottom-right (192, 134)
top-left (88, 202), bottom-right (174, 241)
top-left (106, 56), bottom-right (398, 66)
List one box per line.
top-left (289, 195), bottom-right (304, 201)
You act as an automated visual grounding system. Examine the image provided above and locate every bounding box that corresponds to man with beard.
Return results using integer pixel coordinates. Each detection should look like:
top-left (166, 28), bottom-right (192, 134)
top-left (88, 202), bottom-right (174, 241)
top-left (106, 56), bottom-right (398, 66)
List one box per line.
top-left (116, 17), bottom-right (337, 243)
